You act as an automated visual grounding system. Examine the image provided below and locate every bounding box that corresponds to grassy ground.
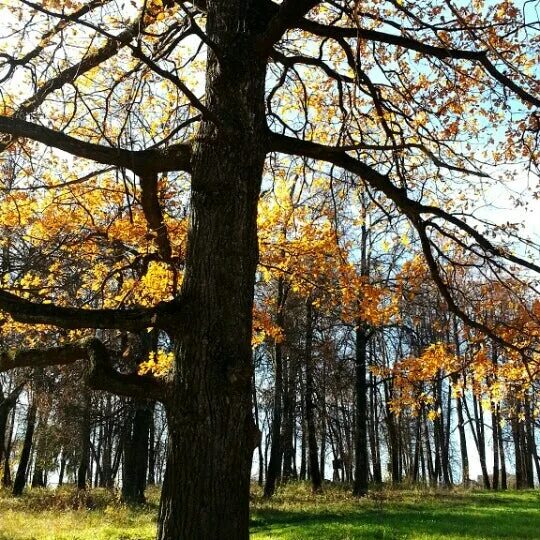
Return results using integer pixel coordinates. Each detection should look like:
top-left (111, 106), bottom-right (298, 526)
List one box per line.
top-left (0, 483), bottom-right (538, 539)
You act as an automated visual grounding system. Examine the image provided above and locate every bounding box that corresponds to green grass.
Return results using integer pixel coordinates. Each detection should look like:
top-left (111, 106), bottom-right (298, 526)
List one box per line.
top-left (250, 483), bottom-right (540, 539)
top-left (0, 486), bottom-right (156, 540)
top-left (0, 483), bottom-right (538, 539)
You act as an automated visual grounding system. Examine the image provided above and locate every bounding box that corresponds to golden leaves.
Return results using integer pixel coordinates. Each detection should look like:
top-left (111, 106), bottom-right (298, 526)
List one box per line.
top-left (138, 349), bottom-right (174, 377)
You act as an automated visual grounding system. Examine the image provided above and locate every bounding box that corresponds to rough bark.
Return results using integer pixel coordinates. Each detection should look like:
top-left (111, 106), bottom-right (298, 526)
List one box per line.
top-left (156, 3), bottom-right (268, 536)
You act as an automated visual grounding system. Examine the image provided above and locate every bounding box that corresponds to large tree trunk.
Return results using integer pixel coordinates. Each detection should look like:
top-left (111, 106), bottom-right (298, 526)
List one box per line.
top-left (156, 4), bottom-right (266, 537)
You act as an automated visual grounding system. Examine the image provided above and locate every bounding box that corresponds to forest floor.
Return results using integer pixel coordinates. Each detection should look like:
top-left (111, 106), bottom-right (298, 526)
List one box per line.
top-left (0, 482), bottom-right (538, 539)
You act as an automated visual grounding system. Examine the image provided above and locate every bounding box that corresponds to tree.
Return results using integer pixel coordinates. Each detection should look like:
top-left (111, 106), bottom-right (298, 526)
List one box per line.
top-left (0, 1), bottom-right (540, 537)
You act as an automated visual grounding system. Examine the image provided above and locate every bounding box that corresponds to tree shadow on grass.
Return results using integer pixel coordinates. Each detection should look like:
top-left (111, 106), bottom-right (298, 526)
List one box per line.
top-left (250, 497), bottom-right (540, 539)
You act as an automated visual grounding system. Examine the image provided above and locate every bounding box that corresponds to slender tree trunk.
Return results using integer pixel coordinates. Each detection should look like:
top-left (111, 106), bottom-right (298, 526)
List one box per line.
top-left (524, 394), bottom-right (536, 488)
top-left (148, 406), bottom-right (156, 486)
top-left (304, 298), bottom-right (322, 493)
top-left (477, 398), bottom-right (490, 489)
top-left (264, 278), bottom-right (285, 497)
top-left (530, 419), bottom-right (540, 487)
top-left (412, 408), bottom-right (422, 484)
top-left (77, 386), bottom-right (91, 490)
top-left (58, 449), bottom-right (66, 487)
top-left (492, 406), bottom-right (500, 490)
top-left (281, 353), bottom-right (296, 482)
top-left (156, 6), bottom-right (266, 535)
top-left (511, 411), bottom-right (525, 489)
top-left (122, 400), bottom-right (152, 503)
top-left (252, 370), bottom-right (264, 487)
top-left (1, 384), bottom-right (21, 484)
top-left (31, 466), bottom-right (45, 488)
top-left (0, 399), bottom-right (9, 467)
top-left (422, 407), bottom-right (436, 486)
top-left (353, 325), bottom-right (368, 496)
top-left (432, 383), bottom-right (441, 484)
top-left (319, 357), bottom-right (327, 481)
top-left (453, 322), bottom-right (470, 487)
top-left (384, 381), bottom-right (401, 484)
top-left (13, 401), bottom-right (37, 496)
top-left (2, 403), bottom-right (15, 487)
top-left (32, 406), bottom-right (51, 488)
top-left (456, 392), bottom-right (470, 486)
top-left (97, 395), bottom-right (113, 487)
top-left (369, 372), bottom-right (382, 484)
top-left (498, 417), bottom-right (507, 490)
top-left (299, 412), bottom-right (307, 481)
top-left (443, 377), bottom-right (452, 486)
top-left (468, 392), bottom-right (490, 488)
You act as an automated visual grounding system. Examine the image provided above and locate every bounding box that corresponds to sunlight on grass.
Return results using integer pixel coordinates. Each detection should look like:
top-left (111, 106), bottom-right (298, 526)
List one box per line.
top-left (0, 483), bottom-right (539, 539)
top-left (249, 483), bottom-right (540, 540)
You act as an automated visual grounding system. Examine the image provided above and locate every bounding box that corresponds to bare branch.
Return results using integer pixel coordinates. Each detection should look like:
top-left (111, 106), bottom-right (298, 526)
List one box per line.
top-left (19, 0), bottom-right (218, 124)
top-left (296, 21), bottom-right (540, 108)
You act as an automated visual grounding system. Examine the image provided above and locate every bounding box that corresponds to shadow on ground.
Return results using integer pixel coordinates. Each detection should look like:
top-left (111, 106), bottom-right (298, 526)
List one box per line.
top-left (250, 490), bottom-right (540, 539)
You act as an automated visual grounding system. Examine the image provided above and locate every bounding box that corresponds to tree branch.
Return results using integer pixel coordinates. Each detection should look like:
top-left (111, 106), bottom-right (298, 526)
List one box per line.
top-left (16, 19), bottom-right (143, 119)
top-left (258, 0), bottom-right (322, 54)
top-left (20, 0), bottom-right (218, 124)
top-left (413, 219), bottom-right (533, 364)
top-left (0, 381), bottom-right (26, 407)
top-left (0, 338), bottom-right (167, 401)
top-left (86, 338), bottom-right (166, 402)
top-left (0, 116), bottom-right (192, 174)
top-left (296, 21), bottom-right (540, 108)
top-left (139, 173), bottom-right (173, 261)
top-left (268, 131), bottom-right (540, 275)
top-left (270, 49), bottom-right (355, 83)
top-left (0, 290), bottom-right (158, 331)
